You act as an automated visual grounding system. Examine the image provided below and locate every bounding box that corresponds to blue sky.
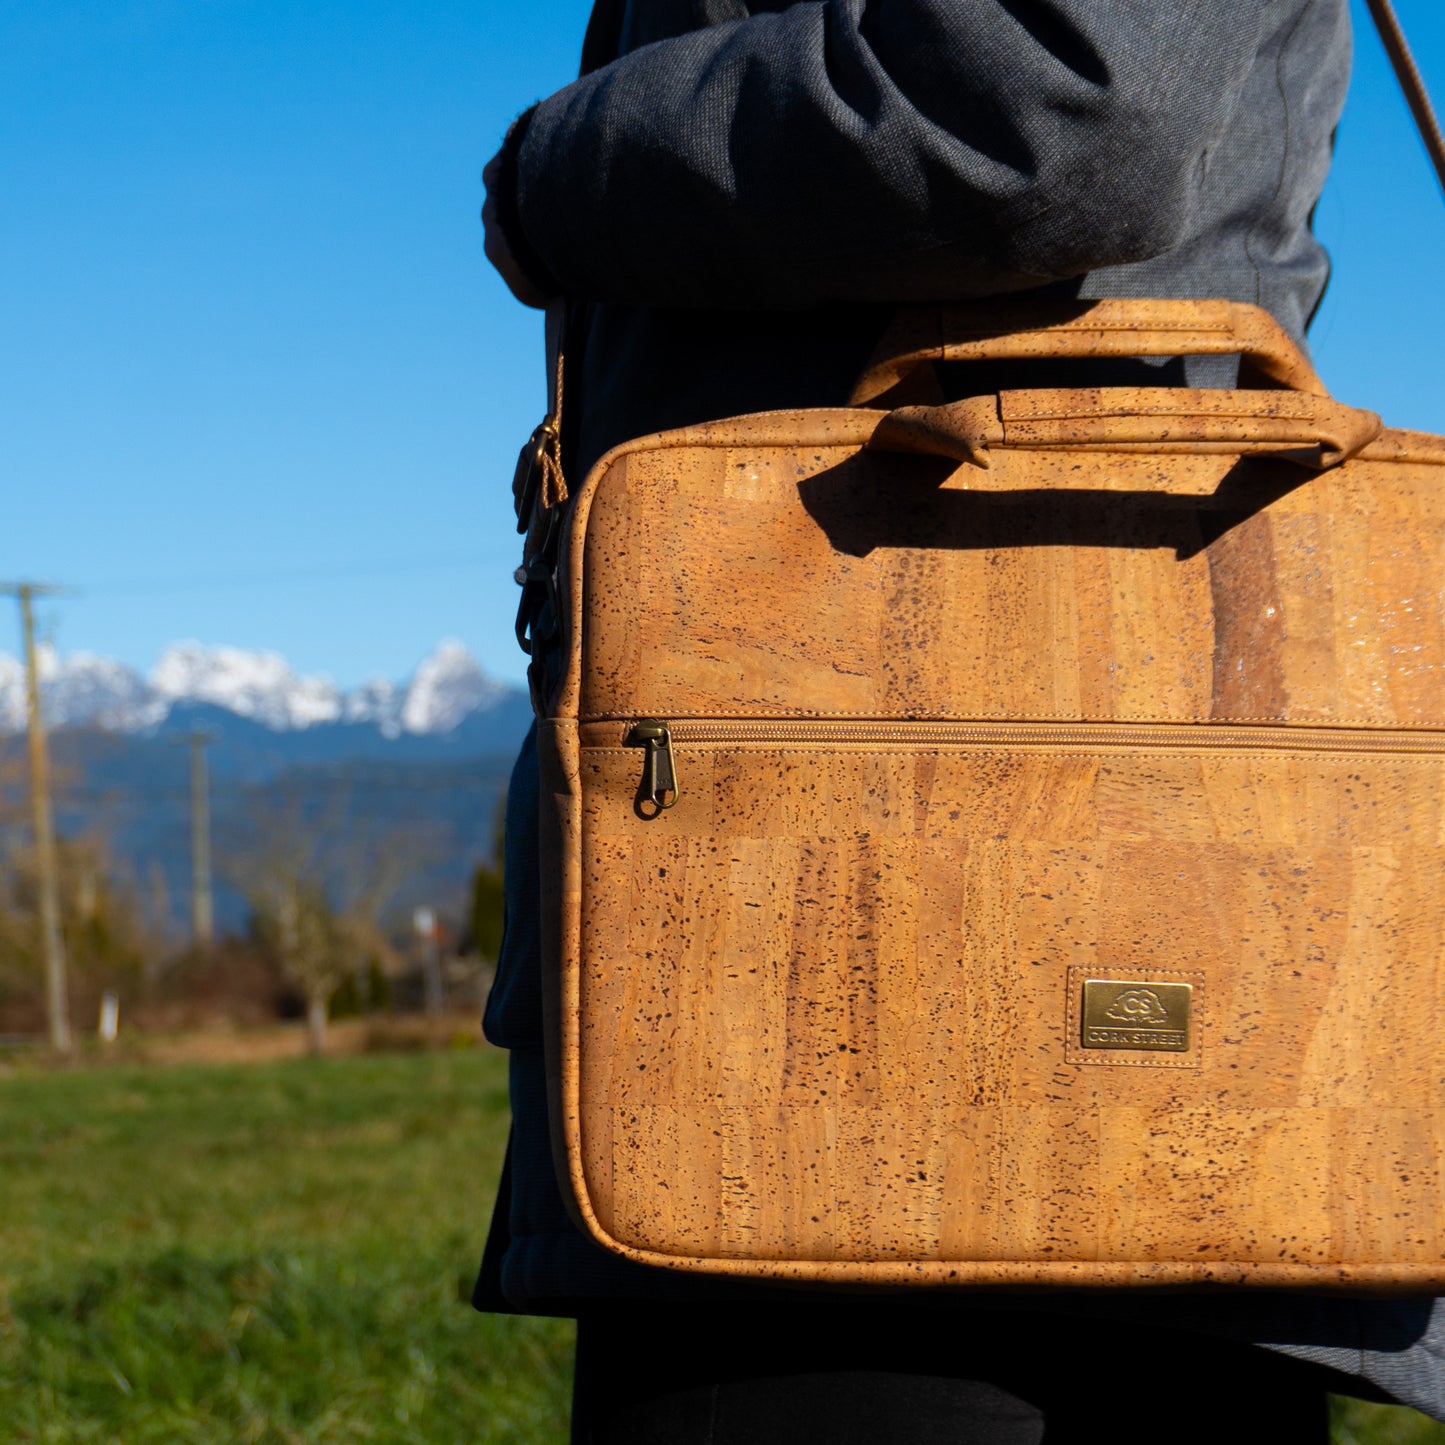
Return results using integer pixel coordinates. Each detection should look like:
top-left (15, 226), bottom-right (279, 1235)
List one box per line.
top-left (2, 0), bottom-right (1442, 690)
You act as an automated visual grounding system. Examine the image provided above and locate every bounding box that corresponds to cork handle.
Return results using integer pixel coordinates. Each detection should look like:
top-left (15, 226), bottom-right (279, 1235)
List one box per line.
top-left (850, 299), bottom-right (1328, 408)
top-left (868, 385), bottom-right (1382, 475)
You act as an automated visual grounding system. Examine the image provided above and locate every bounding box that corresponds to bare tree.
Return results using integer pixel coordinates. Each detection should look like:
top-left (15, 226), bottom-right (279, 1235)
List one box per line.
top-left (231, 781), bottom-right (417, 1056)
top-left (262, 878), bottom-right (348, 1055)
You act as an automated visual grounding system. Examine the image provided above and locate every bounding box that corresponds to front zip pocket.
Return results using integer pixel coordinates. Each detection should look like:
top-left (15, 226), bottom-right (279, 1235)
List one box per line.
top-left (613, 718), bottom-right (1445, 810)
top-left (570, 711), bottom-right (1445, 1275)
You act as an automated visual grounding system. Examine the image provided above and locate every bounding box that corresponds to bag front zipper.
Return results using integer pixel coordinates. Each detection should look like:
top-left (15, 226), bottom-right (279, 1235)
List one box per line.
top-left (618, 718), bottom-right (1445, 812)
top-left (628, 719), bottom-right (680, 810)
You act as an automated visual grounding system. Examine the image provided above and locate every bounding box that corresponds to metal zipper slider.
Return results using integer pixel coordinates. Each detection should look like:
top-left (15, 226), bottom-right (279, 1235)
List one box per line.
top-left (628, 720), bottom-right (680, 813)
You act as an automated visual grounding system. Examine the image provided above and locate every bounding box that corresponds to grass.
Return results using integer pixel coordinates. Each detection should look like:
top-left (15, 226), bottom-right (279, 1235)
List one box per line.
top-left (1, 1043), bottom-right (1442, 1443)
top-left (1333, 1399), bottom-right (1445, 1445)
top-left (0, 1047), bottom-right (572, 1443)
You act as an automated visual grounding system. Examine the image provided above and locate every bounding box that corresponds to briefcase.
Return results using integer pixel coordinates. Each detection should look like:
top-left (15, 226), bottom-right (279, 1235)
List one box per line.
top-left (528, 298), bottom-right (1445, 1290)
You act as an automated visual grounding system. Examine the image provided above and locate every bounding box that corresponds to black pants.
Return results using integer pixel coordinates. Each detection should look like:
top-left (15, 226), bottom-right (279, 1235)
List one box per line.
top-left (572, 1302), bottom-right (1335, 1444)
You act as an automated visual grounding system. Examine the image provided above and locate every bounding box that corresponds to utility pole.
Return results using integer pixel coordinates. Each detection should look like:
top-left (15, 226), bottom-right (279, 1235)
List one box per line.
top-left (1, 582), bottom-right (71, 1053)
top-left (172, 730), bottom-right (215, 948)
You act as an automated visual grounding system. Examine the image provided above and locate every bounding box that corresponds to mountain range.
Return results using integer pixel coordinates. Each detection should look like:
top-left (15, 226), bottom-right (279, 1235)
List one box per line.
top-left (0, 642), bottom-right (533, 936)
top-left (0, 639), bottom-right (524, 740)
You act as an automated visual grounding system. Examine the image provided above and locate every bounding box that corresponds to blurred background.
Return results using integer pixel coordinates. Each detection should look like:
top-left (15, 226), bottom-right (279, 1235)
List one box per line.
top-left (1, 2), bottom-right (1442, 1440)
top-left (1, 0), bottom-right (601, 1050)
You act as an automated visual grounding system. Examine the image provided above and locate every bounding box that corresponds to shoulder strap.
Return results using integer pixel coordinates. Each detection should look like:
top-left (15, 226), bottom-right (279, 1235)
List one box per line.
top-left (1365, 0), bottom-right (1445, 197)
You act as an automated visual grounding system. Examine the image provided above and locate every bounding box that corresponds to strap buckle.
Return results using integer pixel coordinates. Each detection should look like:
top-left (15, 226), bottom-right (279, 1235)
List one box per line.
top-left (512, 416), bottom-right (561, 535)
top-left (512, 496), bottom-right (563, 657)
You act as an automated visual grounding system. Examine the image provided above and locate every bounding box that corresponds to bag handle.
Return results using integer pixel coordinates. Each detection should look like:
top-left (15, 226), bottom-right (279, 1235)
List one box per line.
top-left (849, 299), bottom-right (1328, 408)
top-left (868, 384), bottom-right (1383, 475)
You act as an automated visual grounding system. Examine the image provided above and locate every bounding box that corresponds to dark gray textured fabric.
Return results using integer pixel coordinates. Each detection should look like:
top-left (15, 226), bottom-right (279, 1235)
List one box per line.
top-left (515, 0), bottom-right (1351, 476)
top-left (479, 0), bottom-right (1445, 1423)
top-left (518, 0), bottom-right (1336, 322)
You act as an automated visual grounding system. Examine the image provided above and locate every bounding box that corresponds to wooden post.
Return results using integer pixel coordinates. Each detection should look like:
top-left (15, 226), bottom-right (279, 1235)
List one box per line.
top-left (2, 583), bottom-right (71, 1053)
top-left (180, 731), bottom-right (215, 947)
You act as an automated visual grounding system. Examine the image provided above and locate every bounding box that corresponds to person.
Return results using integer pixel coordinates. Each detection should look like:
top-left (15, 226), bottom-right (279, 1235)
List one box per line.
top-left (475, 2), bottom-right (1445, 1440)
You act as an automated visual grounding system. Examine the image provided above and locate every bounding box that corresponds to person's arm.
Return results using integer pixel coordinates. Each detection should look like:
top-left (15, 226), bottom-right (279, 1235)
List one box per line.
top-left (494, 0), bottom-right (1265, 309)
top-left (482, 113), bottom-right (554, 307)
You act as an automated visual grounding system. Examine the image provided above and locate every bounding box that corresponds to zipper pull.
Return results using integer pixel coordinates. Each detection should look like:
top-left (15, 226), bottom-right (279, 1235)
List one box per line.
top-left (629, 719), bottom-right (680, 813)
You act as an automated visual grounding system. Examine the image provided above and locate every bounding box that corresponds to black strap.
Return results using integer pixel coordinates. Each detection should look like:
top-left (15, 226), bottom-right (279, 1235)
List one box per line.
top-left (1365, 0), bottom-right (1445, 198)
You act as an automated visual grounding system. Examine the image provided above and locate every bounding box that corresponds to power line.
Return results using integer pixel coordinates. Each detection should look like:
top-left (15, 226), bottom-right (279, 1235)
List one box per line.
top-left (42, 780), bottom-right (507, 804)
top-left (79, 553), bottom-right (491, 596)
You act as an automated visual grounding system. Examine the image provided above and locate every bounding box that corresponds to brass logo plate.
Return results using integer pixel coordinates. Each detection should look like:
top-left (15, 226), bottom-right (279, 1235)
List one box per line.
top-left (1081, 979), bottom-right (1192, 1053)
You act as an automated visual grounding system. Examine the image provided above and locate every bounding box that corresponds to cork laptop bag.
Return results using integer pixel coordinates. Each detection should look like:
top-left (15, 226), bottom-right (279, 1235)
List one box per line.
top-left (510, 294), bottom-right (1445, 1291)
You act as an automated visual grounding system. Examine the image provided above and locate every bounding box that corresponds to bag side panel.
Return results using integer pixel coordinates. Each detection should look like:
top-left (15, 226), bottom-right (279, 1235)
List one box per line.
top-left (536, 717), bottom-right (593, 1237)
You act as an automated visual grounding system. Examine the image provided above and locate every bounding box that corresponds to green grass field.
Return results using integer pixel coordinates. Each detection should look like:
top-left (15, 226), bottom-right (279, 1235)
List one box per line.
top-left (1, 1043), bottom-right (1442, 1443)
top-left (0, 1047), bottom-right (571, 1443)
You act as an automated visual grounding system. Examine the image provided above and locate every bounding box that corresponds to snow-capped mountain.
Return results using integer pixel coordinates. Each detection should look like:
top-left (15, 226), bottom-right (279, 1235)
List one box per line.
top-left (149, 643), bottom-right (345, 731)
top-left (399, 639), bottom-right (508, 735)
top-left (0, 640), bottom-right (520, 737)
top-left (0, 649), bottom-right (167, 733)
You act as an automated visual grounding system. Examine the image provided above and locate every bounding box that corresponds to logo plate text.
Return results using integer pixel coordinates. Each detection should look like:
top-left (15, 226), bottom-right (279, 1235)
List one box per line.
top-left (1081, 979), bottom-right (1193, 1053)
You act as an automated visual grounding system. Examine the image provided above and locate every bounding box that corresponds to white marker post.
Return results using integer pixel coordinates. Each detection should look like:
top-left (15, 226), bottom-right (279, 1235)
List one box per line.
top-left (413, 906), bottom-right (444, 1017)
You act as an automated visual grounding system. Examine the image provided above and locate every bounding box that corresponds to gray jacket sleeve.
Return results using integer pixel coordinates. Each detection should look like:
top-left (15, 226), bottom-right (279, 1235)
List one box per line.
top-left (514, 0), bottom-right (1265, 308)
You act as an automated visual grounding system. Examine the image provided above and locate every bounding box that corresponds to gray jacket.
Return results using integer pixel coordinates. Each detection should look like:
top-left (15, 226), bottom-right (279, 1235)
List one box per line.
top-left (480, 0), bottom-right (1445, 1421)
